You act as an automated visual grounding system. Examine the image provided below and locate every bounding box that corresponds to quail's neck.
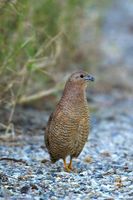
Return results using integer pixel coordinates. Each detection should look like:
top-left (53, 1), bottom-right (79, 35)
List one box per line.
top-left (60, 83), bottom-right (88, 108)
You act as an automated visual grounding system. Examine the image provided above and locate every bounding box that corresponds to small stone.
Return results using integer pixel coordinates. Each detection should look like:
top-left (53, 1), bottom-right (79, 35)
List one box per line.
top-left (84, 156), bottom-right (93, 163)
top-left (30, 183), bottom-right (38, 190)
top-left (115, 177), bottom-right (123, 188)
top-left (100, 151), bottom-right (111, 157)
top-left (95, 173), bottom-right (103, 178)
top-left (0, 173), bottom-right (8, 182)
top-left (20, 185), bottom-right (30, 194)
top-left (36, 169), bottom-right (43, 175)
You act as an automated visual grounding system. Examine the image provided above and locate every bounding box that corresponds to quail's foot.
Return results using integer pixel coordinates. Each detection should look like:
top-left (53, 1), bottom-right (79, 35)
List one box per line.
top-left (66, 159), bottom-right (77, 173)
top-left (64, 166), bottom-right (72, 172)
top-left (68, 158), bottom-right (73, 170)
top-left (63, 159), bottom-right (72, 172)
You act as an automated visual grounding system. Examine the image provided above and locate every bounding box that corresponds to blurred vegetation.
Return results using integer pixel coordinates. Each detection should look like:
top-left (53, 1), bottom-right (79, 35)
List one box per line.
top-left (0, 0), bottom-right (109, 109)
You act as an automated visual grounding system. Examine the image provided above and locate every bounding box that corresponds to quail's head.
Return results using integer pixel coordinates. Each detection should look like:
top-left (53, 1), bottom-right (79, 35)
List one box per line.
top-left (67, 71), bottom-right (94, 88)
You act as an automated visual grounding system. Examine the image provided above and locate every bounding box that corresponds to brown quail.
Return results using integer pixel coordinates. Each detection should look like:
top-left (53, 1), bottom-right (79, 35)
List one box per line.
top-left (45, 71), bottom-right (94, 172)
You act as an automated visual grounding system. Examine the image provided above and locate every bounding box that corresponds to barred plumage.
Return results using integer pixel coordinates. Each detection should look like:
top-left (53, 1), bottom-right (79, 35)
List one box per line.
top-left (45, 71), bottom-right (94, 171)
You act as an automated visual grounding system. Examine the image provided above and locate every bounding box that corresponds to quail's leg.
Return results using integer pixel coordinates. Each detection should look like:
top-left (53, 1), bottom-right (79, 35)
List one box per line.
top-left (63, 158), bottom-right (71, 172)
top-left (68, 157), bottom-right (78, 172)
top-left (68, 157), bottom-right (73, 170)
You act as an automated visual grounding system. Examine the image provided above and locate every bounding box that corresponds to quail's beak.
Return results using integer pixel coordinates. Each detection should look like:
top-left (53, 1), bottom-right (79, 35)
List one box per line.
top-left (84, 74), bottom-right (95, 82)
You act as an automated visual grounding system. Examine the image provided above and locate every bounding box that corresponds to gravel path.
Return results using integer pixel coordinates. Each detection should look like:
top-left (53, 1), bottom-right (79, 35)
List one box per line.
top-left (0, 95), bottom-right (133, 200)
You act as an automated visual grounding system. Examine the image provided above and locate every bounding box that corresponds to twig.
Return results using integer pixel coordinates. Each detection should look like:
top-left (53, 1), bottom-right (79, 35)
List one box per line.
top-left (0, 123), bottom-right (7, 130)
top-left (0, 123), bottom-right (22, 135)
top-left (0, 122), bottom-right (15, 137)
top-left (43, 31), bottom-right (63, 52)
top-left (18, 83), bottom-right (64, 104)
top-left (35, 31), bottom-right (63, 57)
top-left (0, 157), bottom-right (28, 165)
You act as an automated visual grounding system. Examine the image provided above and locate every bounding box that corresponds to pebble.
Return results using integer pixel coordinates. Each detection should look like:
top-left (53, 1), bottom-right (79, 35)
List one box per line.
top-left (20, 185), bottom-right (30, 194)
top-left (0, 98), bottom-right (133, 199)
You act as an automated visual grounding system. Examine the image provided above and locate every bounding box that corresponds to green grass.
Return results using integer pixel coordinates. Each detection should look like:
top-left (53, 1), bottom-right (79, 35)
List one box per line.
top-left (0, 0), bottom-right (109, 106)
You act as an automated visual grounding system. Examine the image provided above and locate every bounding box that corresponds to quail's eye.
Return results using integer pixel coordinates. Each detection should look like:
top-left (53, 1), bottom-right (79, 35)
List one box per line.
top-left (80, 74), bottom-right (84, 78)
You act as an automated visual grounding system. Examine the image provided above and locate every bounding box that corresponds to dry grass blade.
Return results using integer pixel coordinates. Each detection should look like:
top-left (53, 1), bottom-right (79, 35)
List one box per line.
top-left (18, 83), bottom-right (64, 104)
top-left (0, 123), bottom-right (16, 138)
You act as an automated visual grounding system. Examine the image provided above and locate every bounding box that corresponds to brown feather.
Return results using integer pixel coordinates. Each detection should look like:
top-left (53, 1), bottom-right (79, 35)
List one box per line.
top-left (44, 71), bottom-right (94, 167)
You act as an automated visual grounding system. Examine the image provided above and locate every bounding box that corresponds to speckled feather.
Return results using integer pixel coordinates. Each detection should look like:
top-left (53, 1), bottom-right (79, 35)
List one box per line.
top-left (45, 71), bottom-right (92, 164)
